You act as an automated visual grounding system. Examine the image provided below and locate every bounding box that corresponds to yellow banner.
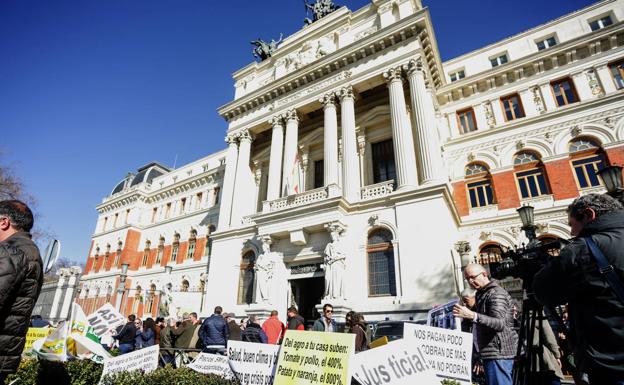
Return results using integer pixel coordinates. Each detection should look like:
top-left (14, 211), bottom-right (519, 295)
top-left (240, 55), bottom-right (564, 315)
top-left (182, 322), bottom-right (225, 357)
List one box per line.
top-left (24, 328), bottom-right (52, 353)
top-left (274, 330), bottom-right (355, 385)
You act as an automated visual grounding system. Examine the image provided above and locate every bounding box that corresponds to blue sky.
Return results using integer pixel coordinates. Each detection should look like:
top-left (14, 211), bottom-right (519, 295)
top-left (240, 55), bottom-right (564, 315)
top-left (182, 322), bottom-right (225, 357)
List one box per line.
top-left (0, 0), bottom-right (595, 263)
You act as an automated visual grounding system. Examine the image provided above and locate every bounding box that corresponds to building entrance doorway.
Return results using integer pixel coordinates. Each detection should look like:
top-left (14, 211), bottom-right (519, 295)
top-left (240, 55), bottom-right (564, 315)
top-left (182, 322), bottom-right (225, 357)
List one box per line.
top-left (290, 277), bottom-right (324, 326)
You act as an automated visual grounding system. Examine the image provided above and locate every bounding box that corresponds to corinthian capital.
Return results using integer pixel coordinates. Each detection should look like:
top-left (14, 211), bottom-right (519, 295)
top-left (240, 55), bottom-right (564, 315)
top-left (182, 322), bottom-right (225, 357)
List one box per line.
top-left (284, 109), bottom-right (299, 123)
top-left (403, 58), bottom-right (425, 76)
top-left (319, 92), bottom-right (337, 107)
top-left (383, 67), bottom-right (403, 83)
top-left (338, 85), bottom-right (354, 101)
top-left (238, 129), bottom-right (254, 143)
top-left (268, 114), bottom-right (284, 127)
top-left (225, 133), bottom-right (238, 145)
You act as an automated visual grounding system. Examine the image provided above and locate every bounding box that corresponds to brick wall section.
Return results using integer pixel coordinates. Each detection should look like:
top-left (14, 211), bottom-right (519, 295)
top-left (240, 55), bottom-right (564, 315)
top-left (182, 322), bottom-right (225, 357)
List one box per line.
top-left (544, 158), bottom-right (580, 200)
top-left (491, 170), bottom-right (521, 209)
top-left (84, 241), bottom-right (94, 274)
top-left (452, 181), bottom-right (469, 217)
top-left (606, 145), bottom-right (624, 166)
top-left (123, 230), bottom-right (142, 270)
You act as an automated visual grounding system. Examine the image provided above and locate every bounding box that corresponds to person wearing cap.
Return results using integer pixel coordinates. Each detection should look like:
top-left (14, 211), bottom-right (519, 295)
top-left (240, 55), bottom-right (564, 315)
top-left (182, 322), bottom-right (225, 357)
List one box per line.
top-left (241, 315), bottom-right (268, 343)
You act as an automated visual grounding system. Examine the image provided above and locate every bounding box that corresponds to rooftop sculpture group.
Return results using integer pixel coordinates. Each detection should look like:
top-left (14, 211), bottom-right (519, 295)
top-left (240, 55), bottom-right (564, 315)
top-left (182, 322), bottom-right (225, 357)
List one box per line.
top-left (251, 34), bottom-right (283, 61)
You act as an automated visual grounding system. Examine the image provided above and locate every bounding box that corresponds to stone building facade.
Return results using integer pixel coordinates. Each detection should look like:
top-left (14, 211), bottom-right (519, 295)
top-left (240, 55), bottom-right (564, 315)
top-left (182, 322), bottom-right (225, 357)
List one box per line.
top-left (77, 0), bottom-right (624, 323)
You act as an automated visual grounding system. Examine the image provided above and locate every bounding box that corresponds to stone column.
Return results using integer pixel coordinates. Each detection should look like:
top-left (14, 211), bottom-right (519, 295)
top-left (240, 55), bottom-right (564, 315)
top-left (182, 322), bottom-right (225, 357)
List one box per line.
top-left (282, 110), bottom-right (300, 196)
top-left (383, 67), bottom-right (418, 189)
top-left (59, 267), bottom-right (81, 321)
top-left (217, 134), bottom-right (239, 230)
top-left (266, 115), bottom-right (284, 201)
top-left (231, 130), bottom-right (255, 225)
top-left (49, 269), bottom-right (69, 321)
top-left (339, 86), bottom-right (361, 201)
top-left (321, 93), bottom-right (340, 191)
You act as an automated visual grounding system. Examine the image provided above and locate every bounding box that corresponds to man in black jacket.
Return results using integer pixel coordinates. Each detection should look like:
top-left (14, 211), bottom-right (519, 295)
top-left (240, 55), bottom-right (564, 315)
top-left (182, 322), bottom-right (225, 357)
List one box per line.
top-left (534, 194), bottom-right (624, 385)
top-left (199, 306), bottom-right (229, 354)
top-left (241, 315), bottom-right (268, 343)
top-left (0, 200), bottom-right (43, 383)
top-left (114, 314), bottom-right (138, 354)
top-left (453, 263), bottom-right (518, 385)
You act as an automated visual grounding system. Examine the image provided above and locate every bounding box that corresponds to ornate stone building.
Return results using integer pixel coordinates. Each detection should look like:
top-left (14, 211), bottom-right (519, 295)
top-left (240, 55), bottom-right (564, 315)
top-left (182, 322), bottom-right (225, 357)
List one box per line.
top-left (77, 0), bottom-right (624, 323)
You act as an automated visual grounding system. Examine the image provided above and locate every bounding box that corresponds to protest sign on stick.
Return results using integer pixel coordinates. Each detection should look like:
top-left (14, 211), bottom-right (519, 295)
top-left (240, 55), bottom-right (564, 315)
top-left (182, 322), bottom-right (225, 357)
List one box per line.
top-left (352, 339), bottom-right (440, 385)
top-left (404, 323), bottom-right (473, 385)
top-left (87, 303), bottom-right (125, 337)
top-left (188, 353), bottom-right (235, 379)
top-left (24, 328), bottom-right (52, 354)
top-left (274, 330), bottom-right (354, 385)
top-left (227, 340), bottom-right (280, 385)
top-left (101, 345), bottom-right (159, 380)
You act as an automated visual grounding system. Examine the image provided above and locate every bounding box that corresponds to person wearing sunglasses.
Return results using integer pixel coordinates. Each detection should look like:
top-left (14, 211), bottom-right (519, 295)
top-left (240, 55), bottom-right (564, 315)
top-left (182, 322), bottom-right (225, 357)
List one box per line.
top-left (312, 303), bottom-right (336, 332)
top-left (453, 264), bottom-right (517, 385)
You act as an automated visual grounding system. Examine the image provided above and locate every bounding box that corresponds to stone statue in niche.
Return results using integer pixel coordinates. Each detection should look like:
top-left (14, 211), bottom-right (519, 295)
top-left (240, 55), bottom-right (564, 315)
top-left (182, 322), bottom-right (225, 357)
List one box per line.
top-left (304, 0), bottom-right (339, 25)
top-left (254, 238), bottom-right (276, 303)
top-left (531, 86), bottom-right (545, 114)
top-left (585, 69), bottom-right (604, 96)
top-left (323, 224), bottom-right (346, 300)
top-left (483, 101), bottom-right (496, 127)
top-left (159, 279), bottom-right (173, 317)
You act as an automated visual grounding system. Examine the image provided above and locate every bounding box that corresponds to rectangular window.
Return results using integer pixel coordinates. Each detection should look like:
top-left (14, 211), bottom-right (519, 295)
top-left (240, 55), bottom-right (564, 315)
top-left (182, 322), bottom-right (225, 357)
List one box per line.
top-left (165, 203), bottom-right (172, 219)
top-left (368, 249), bottom-right (397, 296)
top-left (187, 241), bottom-right (196, 260)
top-left (536, 36), bottom-right (557, 51)
top-left (213, 187), bottom-right (221, 205)
top-left (589, 15), bottom-right (613, 31)
top-left (151, 207), bottom-right (158, 223)
top-left (609, 60), bottom-right (624, 89)
top-left (457, 108), bottom-right (478, 134)
top-left (141, 250), bottom-right (149, 267)
top-left (516, 169), bottom-right (549, 198)
top-left (113, 213), bottom-right (118, 228)
top-left (195, 193), bottom-right (203, 209)
top-left (180, 198), bottom-right (186, 214)
top-left (156, 247), bottom-right (163, 264)
top-left (490, 54), bottom-right (508, 68)
top-left (313, 160), bottom-right (324, 189)
top-left (102, 217), bottom-right (108, 232)
top-left (113, 253), bottom-right (120, 267)
top-left (371, 139), bottom-right (396, 184)
top-left (551, 78), bottom-right (578, 107)
top-left (500, 94), bottom-right (525, 121)
top-left (572, 155), bottom-right (605, 188)
top-left (449, 70), bottom-right (465, 82)
top-left (125, 209), bottom-right (130, 224)
top-left (467, 179), bottom-right (495, 208)
top-left (171, 244), bottom-right (179, 262)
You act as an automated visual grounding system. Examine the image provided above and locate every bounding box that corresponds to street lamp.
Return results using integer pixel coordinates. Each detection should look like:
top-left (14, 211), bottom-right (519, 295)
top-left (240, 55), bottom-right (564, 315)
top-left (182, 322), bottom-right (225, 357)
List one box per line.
top-left (517, 205), bottom-right (537, 243)
top-left (115, 263), bottom-right (130, 312)
top-left (598, 165), bottom-right (624, 202)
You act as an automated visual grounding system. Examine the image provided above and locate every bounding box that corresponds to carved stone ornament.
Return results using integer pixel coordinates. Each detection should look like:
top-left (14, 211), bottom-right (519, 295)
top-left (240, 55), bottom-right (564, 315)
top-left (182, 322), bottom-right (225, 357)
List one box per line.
top-left (544, 132), bottom-right (554, 144)
top-left (571, 125), bottom-right (582, 137)
top-left (269, 115), bottom-right (284, 127)
top-left (403, 58), bottom-right (424, 76)
top-left (479, 231), bottom-right (492, 241)
top-left (225, 133), bottom-right (238, 145)
top-left (467, 152), bottom-right (476, 162)
top-left (535, 223), bottom-right (550, 235)
top-left (284, 109), bottom-right (299, 122)
top-left (368, 214), bottom-right (379, 227)
top-left (338, 85), bottom-right (354, 101)
top-left (383, 66), bottom-right (403, 83)
top-left (531, 86), bottom-right (545, 114)
top-left (454, 241), bottom-right (472, 256)
top-left (585, 68), bottom-right (605, 96)
top-left (238, 130), bottom-right (253, 143)
top-left (604, 117), bottom-right (614, 128)
top-left (319, 92), bottom-right (337, 107)
top-left (516, 140), bottom-right (525, 150)
top-left (483, 101), bottom-right (496, 128)
top-left (357, 132), bottom-right (366, 156)
top-left (304, 0), bottom-right (339, 25)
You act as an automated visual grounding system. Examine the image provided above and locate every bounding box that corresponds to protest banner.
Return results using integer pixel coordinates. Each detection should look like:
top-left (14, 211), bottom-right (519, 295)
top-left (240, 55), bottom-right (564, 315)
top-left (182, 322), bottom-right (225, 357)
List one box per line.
top-left (427, 300), bottom-right (460, 330)
top-left (87, 303), bottom-right (126, 337)
top-left (32, 322), bottom-right (70, 361)
top-left (352, 339), bottom-right (440, 385)
top-left (188, 353), bottom-right (235, 379)
top-left (24, 328), bottom-right (52, 354)
top-left (227, 340), bottom-right (280, 385)
top-left (368, 336), bottom-right (388, 349)
top-left (101, 344), bottom-right (159, 380)
top-left (274, 330), bottom-right (354, 385)
top-left (404, 323), bottom-right (473, 384)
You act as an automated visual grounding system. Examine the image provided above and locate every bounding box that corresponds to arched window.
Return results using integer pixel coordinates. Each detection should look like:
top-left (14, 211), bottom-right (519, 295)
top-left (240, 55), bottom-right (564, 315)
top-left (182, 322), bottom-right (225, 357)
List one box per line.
top-left (171, 233), bottom-right (180, 262)
top-left (114, 241), bottom-right (122, 267)
top-left (478, 244), bottom-right (503, 265)
top-left (513, 151), bottom-right (550, 199)
top-left (142, 240), bottom-right (151, 267)
top-left (106, 286), bottom-right (113, 303)
top-left (237, 251), bottom-right (255, 305)
top-left (569, 138), bottom-right (606, 189)
top-left (156, 237), bottom-right (165, 264)
top-left (465, 163), bottom-right (495, 208)
top-left (132, 285), bottom-right (142, 314)
top-left (146, 284), bottom-right (156, 313)
top-left (367, 228), bottom-right (397, 297)
top-left (205, 225), bottom-right (216, 257)
top-left (181, 279), bottom-right (190, 292)
top-left (186, 230), bottom-right (197, 261)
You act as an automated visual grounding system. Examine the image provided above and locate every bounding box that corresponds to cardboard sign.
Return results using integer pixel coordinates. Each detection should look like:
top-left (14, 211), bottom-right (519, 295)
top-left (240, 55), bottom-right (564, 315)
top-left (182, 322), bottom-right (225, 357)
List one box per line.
top-left (404, 323), bottom-right (473, 384)
top-left (227, 340), bottom-right (280, 385)
top-left (24, 328), bottom-right (52, 354)
top-left (427, 300), bottom-right (460, 330)
top-left (274, 330), bottom-right (355, 385)
top-left (352, 339), bottom-right (440, 385)
top-left (101, 345), bottom-right (159, 379)
top-left (87, 303), bottom-right (125, 337)
top-left (188, 353), bottom-right (234, 379)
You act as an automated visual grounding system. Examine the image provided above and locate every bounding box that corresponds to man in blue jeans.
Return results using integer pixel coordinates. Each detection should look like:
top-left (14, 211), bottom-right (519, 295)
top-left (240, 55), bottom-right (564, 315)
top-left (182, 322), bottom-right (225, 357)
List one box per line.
top-left (114, 314), bottom-right (138, 355)
top-left (454, 264), bottom-right (518, 385)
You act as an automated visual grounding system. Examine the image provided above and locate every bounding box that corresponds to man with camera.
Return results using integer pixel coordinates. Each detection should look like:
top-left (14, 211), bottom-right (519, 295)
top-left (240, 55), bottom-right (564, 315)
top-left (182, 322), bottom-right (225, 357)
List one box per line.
top-left (453, 263), bottom-right (518, 385)
top-left (534, 193), bottom-right (624, 385)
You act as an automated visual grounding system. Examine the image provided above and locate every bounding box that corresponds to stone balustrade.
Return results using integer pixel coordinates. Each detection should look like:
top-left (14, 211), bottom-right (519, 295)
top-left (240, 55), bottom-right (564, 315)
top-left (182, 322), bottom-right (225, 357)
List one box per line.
top-left (361, 180), bottom-right (395, 200)
top-left (266, 186), bottom-right (329, 212)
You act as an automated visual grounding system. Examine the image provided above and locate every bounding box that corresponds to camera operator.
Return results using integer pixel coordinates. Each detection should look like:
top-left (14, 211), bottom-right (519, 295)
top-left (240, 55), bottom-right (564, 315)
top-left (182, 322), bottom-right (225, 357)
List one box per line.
top-left (534, 193), bottom-right (624, 385)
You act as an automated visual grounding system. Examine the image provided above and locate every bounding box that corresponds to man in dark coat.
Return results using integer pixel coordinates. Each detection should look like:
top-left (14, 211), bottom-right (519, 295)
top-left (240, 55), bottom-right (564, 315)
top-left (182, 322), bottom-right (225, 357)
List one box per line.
top-left (225, 313), bottom-right (241, 341)
top-left (534, 194), bottom-right (624, 384)
top-left (199, 306), bottom-right (229, 354)
top-left (453, 263), bottom-right (518, 385)
top-left (241, 316), bottom-right (268, 343)
top-left (114, 314), bottom-right (137, 354)
top-left (0, 200), bottom-right (43, 382)
top-left (286, 306), bottom-right (305, 331)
